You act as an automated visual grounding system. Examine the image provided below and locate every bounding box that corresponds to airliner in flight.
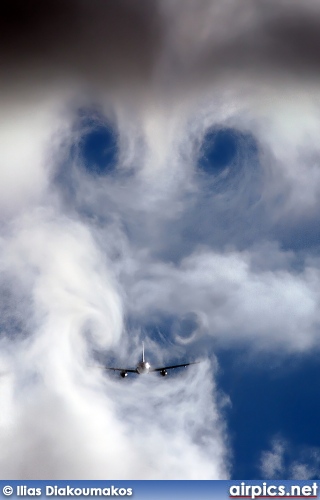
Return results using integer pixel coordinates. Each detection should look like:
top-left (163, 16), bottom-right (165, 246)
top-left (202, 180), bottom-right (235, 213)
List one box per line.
top-left (103, 342), bottom-right (199, 378)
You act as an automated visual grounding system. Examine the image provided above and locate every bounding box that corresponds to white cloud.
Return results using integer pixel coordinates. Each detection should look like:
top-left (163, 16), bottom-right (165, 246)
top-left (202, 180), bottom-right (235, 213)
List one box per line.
top-left (124, 244), bottom-right (320, 351)
top-left (260, 438), bottom-right (285, 478)
top-left (260, 438), bottom-right (320, 479)
top-left (0, 204), bottom-right (227, 478)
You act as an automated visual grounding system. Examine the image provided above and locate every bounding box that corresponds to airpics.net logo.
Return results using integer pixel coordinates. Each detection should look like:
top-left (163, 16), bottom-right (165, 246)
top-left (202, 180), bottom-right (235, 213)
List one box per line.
top-left (229, 482), bottom-right (318, 499)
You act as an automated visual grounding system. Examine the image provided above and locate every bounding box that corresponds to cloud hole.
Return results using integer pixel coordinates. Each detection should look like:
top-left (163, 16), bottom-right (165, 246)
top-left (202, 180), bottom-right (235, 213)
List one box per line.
top-left (198, 128), bottom-right (238, 175)
top-left (78, 119), bottom-right (118, 175)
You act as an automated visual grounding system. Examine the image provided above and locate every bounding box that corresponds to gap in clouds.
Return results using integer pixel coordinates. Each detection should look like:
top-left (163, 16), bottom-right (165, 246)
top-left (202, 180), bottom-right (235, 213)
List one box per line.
top-left (52, 105), bottom-right (126, 224)
top-left (168, 126), bottom-right (266, 260)
top-left (198, 128), bottom-right (239, 174)
top-left (217, 347), bottom-right (320, 478)
top-left (75, 108), bottom-right (118, 176)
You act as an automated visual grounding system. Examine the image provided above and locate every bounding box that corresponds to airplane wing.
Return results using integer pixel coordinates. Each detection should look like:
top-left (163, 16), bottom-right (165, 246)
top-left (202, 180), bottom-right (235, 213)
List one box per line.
top-left (103, 367), bottom-right (137, 373)
top-left (150, 361), bottom-right (200, 372)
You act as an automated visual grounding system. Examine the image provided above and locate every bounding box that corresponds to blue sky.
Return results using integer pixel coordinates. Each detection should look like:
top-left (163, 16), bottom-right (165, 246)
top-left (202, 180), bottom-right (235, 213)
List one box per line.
top-left (0, 0), bottom-right (320, 480)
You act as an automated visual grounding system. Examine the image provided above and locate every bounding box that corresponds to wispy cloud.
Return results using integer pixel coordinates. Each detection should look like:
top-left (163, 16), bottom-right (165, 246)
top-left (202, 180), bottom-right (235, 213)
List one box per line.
top-left (260, 438), bottom-right (286, 478)
top-left (260, 438), bottom-right (320, 479)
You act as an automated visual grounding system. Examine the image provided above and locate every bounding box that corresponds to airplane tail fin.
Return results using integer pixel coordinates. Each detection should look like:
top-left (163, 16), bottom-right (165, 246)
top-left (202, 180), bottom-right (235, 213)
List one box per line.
top-left (142, 342), bottom-right (145, 363)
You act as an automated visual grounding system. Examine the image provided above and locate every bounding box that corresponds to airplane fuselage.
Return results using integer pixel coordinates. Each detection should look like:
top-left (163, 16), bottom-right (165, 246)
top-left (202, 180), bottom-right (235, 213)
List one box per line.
top-left (136, 361), bottom-right (151, 374)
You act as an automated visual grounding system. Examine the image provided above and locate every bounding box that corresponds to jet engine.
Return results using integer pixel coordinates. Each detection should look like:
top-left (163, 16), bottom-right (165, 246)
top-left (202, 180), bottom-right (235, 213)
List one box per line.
top-left (120, 371), bottom-right (128, 378)
top-left (160, 369), bottom-right (168, 377)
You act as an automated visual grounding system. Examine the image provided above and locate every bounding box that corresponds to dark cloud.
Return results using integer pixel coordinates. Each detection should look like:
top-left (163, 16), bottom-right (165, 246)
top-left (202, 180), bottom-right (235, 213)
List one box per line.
top-left (160, 1), bottom-right (320, 87)
top-left (262, 10), bottom-right (320, 76)
top-left (2, 0), bottom-right (320, 95)
top-left (0, 0), bottom-right (161, 91)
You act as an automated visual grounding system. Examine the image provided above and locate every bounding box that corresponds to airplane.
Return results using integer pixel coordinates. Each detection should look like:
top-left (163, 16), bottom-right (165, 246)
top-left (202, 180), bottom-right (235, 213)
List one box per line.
top-left (102, 342), bottom-right (199, 378)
